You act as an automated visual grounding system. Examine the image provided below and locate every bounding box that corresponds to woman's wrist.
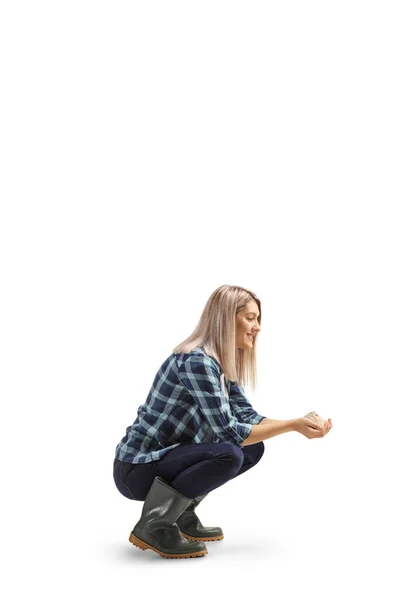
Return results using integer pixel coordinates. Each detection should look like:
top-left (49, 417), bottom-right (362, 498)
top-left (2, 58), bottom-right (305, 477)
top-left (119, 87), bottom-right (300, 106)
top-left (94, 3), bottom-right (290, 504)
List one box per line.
top-left (260, 417), bottom-right (297, 432)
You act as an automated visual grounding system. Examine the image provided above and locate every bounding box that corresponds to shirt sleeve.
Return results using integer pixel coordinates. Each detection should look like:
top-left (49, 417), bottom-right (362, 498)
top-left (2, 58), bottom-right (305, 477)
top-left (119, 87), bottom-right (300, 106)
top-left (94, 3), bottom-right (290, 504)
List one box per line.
top-left (177, 353), bottom-right (253, 446)
top-left (228, 380), bottom-right (267, 425)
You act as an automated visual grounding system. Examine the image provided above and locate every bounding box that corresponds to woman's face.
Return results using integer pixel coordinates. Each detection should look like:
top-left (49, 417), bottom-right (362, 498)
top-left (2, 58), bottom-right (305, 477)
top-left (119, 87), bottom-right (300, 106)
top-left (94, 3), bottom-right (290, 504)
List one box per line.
top-left (235, 300), bottom-right (261, 350)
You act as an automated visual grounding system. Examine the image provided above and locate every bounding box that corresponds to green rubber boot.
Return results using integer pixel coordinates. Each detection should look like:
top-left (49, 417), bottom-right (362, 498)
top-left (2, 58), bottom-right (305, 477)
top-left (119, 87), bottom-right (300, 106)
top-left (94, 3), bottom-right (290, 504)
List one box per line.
top-left (129, 476), bottom-right (208, 559)
top-left (177, 493), bottom-right (224, 542)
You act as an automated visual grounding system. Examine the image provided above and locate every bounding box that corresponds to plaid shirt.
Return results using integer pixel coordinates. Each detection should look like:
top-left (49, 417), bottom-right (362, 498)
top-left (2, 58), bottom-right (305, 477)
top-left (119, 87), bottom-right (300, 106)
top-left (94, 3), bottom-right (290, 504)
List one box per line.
top-left (115, 346), bottom-right (266, 464)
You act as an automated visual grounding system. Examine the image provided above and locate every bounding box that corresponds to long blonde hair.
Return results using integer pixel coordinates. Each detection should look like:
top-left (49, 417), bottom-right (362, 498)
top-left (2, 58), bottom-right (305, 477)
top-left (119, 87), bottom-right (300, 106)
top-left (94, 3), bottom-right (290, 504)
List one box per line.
top-left (172, 284), bottom-right (262, 391)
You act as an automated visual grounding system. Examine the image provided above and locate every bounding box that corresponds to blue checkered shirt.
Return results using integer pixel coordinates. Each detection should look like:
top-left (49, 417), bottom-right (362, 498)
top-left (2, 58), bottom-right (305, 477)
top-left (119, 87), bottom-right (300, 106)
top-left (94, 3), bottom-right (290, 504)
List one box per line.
top-left (115, 346), bottom-right (266, 464)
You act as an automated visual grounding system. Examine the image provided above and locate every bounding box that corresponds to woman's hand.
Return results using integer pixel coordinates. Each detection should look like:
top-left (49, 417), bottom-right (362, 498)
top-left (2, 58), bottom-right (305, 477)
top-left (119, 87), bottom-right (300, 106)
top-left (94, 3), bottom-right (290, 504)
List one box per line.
top-left (293, 417), bottom-right (332, 439)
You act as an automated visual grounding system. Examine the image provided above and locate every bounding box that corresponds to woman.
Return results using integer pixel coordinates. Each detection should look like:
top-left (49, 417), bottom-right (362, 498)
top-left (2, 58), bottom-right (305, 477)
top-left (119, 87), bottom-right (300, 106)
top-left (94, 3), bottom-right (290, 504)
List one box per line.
top-left (113, 284), bottom-right (332, 559)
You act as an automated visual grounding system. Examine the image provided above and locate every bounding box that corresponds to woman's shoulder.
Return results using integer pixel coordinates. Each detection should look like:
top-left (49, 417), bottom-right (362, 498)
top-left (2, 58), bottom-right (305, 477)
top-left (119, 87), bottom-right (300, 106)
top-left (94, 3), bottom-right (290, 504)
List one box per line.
top-left (173, 345), bottom-right (221, 372)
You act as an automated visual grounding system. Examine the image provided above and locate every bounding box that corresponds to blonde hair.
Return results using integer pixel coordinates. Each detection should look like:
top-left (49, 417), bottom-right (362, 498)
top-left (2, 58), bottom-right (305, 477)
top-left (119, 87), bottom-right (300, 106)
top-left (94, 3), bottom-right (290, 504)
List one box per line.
top-left (172, 284), bottom-right (261, 391)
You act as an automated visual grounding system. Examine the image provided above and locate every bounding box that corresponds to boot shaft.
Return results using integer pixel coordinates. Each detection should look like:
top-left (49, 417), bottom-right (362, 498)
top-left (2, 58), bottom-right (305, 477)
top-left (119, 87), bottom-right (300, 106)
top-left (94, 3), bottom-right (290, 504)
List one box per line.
top-left (139, 476), bottom-right (193, 529)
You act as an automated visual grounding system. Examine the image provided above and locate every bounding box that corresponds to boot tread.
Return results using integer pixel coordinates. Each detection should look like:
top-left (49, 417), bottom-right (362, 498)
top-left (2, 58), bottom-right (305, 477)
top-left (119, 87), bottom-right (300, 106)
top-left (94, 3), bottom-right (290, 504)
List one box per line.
top-left (129, 533), bottom-right (207, 558)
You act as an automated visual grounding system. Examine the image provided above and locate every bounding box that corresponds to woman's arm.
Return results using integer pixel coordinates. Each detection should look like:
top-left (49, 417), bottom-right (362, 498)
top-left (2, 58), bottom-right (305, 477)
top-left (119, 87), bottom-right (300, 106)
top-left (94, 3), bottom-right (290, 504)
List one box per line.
top-left (242, 417), bottom-right (329, 446)
top-left (227, 380), bottom-right (267, 424)
top-left (258, 417), bottom-right (291, 426)
top-left (177, 353), bottom-right (253, 446)
top-left (241, 418), bottom-right (295, 447)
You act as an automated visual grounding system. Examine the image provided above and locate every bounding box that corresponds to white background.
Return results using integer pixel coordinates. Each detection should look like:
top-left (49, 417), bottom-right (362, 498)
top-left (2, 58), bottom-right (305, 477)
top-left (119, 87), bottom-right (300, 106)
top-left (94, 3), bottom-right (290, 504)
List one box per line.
top-left (1, 1), bottom-right (399, 598)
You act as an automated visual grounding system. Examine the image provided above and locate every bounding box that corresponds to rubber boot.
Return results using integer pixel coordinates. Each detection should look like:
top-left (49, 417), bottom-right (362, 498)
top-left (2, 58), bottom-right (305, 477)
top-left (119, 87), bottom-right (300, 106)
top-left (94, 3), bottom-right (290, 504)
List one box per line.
top-left (177, 493), bottom-right (224, 542)
top-left (129, 476), bottom-right (208, 559)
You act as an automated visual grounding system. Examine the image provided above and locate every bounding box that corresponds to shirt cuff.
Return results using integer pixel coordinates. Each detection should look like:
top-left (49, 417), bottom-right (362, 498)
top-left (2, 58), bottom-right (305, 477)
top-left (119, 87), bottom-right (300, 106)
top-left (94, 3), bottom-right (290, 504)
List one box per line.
top-left (252, 415), bottom-right (267, 425)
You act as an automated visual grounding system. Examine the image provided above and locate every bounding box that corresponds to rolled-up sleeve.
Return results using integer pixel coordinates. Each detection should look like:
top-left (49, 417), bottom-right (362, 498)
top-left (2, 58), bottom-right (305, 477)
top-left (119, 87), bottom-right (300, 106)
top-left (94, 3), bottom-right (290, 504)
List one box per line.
top-left (228, 381), bottom-right (267, 425)
top-left (177, 354), bottom-right (252, 446)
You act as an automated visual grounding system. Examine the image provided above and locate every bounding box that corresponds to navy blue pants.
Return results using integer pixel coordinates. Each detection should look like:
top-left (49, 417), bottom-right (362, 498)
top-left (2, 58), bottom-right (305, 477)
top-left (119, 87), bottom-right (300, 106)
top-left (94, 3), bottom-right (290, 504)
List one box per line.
top-left (113, 441), bottom-right (265, 501)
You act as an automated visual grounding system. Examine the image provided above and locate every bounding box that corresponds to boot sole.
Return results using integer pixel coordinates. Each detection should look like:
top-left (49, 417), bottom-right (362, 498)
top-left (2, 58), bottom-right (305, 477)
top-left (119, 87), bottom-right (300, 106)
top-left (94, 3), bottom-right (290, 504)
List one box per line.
top-left (129, 532), bottom-right (208, 559)
top-left (181, 531), bottom-right (224, 542)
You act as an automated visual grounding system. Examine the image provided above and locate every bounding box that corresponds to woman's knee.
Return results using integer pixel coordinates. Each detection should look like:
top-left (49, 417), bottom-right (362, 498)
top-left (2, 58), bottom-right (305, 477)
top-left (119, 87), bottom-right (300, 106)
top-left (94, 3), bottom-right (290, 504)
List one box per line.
top-left (243, 441), bottom-right (265, 465)
top-left (256, 441), bottom-right (265, 456)
top-left (216, 442), bottom-right (245, 472)
top-left (257, 441), bottom-right (265, 462)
